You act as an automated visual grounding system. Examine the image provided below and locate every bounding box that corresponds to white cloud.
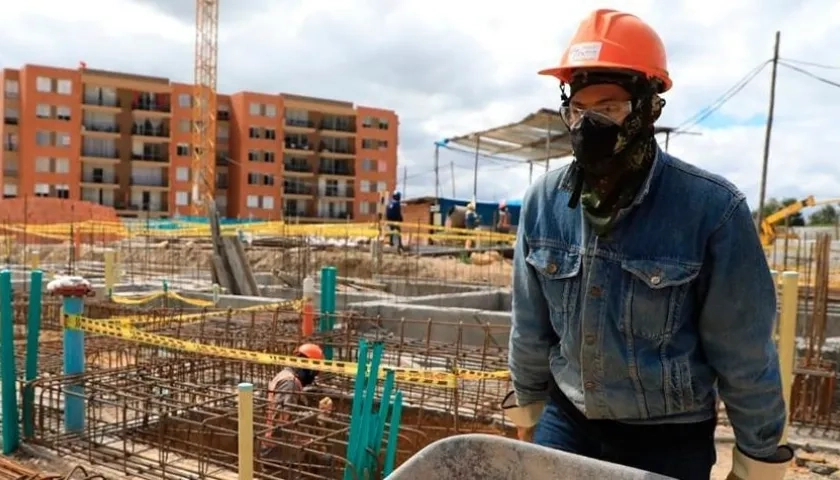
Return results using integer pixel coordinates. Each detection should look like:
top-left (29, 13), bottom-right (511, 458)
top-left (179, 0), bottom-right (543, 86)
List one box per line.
top-left (1, 0), bottom-right (838, 210)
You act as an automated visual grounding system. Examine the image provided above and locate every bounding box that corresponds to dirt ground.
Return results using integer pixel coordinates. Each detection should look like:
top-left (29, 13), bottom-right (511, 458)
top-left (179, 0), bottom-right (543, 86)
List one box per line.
top-left (16, 241), bottom-right (513, 286)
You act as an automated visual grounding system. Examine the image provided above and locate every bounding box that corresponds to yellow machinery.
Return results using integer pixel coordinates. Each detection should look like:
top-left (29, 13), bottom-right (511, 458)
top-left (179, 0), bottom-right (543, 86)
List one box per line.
top-left (190, 0), bottom-right (220, 216)
top-left (760, 196), bottom-right (840, 247)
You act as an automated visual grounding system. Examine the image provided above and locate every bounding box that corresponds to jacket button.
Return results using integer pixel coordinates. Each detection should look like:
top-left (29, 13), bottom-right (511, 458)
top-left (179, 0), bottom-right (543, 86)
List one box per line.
top-left (650, 275), bottom-right (661, 285)
top-left (545, 263), bottom-right (558, 274)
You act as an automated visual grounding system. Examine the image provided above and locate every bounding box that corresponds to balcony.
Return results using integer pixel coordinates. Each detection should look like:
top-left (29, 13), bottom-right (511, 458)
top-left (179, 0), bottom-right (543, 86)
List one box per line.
top-left (132, 124), bottom-right (169, 139)
top-left (283, 208), bottom-right (310, 218)
top-left (284, 161), bottom-right (312, 174)
top-left (131, 154), bottom-right (168, 165)
top-left (320, 119), bottom-right (356, 135)
top-left (115, 200), bottom-right (170, 215)
top-left (216, 178), bottom-right (228, 190)
top-left (83, 96), bottom-right (120, 107)
top-left (284, 182), bottom-right (314, 196)
top-left (3, 143), bottom-right (17, 152)
top-left (81, 174), bottom-right (119, 188)
top-left (284, 118), bottom-right (315, 133)
top-left (4, 117), bottom-right (18, 126)
top-left (132, 101), bottom-right (171, 115)
top-left (218, 110), bottom-right (230, 121)
top-left (318, 143), bottom-right (354, 158)
top-left (320, 186), bottom-right (354, 199)
top-left (80, 149), bottom-right (119, 163)
top-left (130, 178), bottom-right (169, 189)
top-left (216, 154), bottom-right (230, 166)
top-left (3, 168), bottom-right (17, 177)
top-left (284, 139), bottom-right (314, 154)
top-left (318, 163), bottom-right (354, 177)
top-left (82, 123), bottom-right (120, 137)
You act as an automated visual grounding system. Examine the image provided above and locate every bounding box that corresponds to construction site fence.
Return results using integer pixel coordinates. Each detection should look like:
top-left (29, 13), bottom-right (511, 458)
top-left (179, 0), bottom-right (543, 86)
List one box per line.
top-left (0, 219), bottom-right (516, 244)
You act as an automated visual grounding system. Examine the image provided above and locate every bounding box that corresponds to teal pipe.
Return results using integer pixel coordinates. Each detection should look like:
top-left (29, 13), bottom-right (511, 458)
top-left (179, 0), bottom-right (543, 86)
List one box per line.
top-left (0, 269), bottom-right (19, 453)
top-left (356, 342), bottom-right (383, 473)
top-left (322, 266), bottom-right (337, 359)
top-left (383, 391), bottom-right (404, 477)
top-left (371, 370), bottom-right (395, 473)
top-left (22, 270), bottom-right (43, 439)
top-left (343, 339), bottom-right (369, 480)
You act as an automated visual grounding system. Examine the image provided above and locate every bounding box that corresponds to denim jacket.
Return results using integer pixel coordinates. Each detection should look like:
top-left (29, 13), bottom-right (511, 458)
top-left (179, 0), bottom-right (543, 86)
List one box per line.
top-left (509, 146), bottom-right (785, 458)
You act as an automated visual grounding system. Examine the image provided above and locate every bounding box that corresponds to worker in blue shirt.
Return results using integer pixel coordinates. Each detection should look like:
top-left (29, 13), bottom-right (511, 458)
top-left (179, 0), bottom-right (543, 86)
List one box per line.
top-left (503, 9), bottom-right (792, 480)
top-left (385, 191), bottom-right (404, 253)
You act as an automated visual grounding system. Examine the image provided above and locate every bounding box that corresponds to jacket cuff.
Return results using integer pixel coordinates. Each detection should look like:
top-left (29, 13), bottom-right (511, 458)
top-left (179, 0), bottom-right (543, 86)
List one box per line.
top-left (501, 391), bottom-right (545, 429)
top-left (729, 445), bottom-right (793, 480)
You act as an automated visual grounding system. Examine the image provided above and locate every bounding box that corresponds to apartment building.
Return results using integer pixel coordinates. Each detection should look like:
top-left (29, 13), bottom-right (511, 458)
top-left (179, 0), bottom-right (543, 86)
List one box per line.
top-left (0, 64), bottom-right (399, 222)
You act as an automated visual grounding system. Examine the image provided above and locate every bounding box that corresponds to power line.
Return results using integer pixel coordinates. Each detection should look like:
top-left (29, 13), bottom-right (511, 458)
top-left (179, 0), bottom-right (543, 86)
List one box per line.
top-left (780, 58), bottom-right (840, 70)
top-left (778, 60), bottom-right (840, 89)
top-left (671, 60), bottom-right (771, 135)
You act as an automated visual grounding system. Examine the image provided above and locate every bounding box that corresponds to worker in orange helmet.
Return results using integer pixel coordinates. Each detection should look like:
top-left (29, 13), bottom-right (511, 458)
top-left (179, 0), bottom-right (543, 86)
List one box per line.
top-left (262, 343), bottom-right (326, 452)
top-left (503, 9), bottom-right (792, 480)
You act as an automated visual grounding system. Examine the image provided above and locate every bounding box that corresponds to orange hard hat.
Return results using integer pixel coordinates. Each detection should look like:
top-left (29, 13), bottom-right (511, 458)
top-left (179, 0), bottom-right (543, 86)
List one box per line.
top-left (296, 343), bottom-right (324, 360)
top-left (539, 9), bottom-right (672, 93)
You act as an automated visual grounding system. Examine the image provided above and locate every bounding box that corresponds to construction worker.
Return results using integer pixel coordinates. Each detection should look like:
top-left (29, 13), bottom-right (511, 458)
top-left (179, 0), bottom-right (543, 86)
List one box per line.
top-left (464, 201), bottom-right (479, 249)
top-left (263, 343), bottom-right (325, 450)
top-left (503, 9), bottom-right (792, 480)
top-left (385, 191), bottom-right (405, 253)
top-left (496, 200), bottom-right (511, 234)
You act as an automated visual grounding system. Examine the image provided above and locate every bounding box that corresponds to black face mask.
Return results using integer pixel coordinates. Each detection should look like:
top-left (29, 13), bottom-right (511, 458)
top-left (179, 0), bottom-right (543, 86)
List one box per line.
top-left (295, 368), bottom-right (317, 387)
top-left (569, 112), bottom-right (622, 177)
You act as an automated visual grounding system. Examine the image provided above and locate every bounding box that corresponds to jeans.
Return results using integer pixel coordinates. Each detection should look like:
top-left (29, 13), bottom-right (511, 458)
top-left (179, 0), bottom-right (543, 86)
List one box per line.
top-left (533, 399), bottom-right (717, 480)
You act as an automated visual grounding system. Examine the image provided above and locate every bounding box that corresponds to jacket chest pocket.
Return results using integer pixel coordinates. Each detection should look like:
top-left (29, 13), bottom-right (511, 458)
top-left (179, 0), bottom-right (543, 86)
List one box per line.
top-left (620, 259), bottom-right (701, 341)
top-left (525, 247), bottom-right (581, 320)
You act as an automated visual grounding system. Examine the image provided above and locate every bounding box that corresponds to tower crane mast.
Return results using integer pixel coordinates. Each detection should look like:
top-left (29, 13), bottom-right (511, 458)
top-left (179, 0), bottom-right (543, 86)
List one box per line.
top-left (191, 0), bottom-right (219, 216)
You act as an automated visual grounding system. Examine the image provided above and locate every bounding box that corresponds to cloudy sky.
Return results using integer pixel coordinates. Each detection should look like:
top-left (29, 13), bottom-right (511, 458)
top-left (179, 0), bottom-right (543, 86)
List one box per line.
top-left (3, 0), bottom-right (839, 208)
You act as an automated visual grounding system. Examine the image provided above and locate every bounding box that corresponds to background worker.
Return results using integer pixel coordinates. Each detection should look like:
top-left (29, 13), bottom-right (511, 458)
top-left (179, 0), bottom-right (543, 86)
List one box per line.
top-left (464, 201), bottom-right (479, 249)
top-left (385, 191), bottom-right (405, 253)
top-left (504, 9), bottom-right (792, 480)
top-left (496, 200), bottom-right (511, 234)
top-left (263, 343), bottom-right (326, 450)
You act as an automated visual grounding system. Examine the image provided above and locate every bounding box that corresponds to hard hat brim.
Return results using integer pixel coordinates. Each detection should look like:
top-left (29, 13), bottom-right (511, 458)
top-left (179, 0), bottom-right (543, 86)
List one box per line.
top-left (538, 64), bottom-right (672, 92)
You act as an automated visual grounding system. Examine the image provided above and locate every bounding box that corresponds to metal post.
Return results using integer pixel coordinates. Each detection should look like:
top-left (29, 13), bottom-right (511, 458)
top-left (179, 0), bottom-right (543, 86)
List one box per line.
top-left (778, 271), bottom-right (798, 443)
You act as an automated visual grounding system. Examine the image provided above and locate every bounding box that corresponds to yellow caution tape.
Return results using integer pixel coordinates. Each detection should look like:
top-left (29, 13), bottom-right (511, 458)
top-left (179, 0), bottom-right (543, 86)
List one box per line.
top-left (102, 298), bottom-right (303, 326)
top-left (64, 311), bottom-right (509, 388)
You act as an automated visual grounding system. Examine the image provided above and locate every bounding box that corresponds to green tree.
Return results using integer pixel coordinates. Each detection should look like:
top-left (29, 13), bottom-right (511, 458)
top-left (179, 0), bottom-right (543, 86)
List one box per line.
top-left (809, 204), bottom-right (838, 225)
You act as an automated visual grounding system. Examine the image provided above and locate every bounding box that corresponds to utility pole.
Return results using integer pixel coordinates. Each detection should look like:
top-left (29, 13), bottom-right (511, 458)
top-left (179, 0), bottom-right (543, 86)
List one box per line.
top-left (756, 31), bottom-right (781, 230)
top-left (450, 161), bottom-right (456, 197)
top-left (434, 143), bottom-right (440, 198)
top-left (472, 137), bottom-right (481, 201)
top-left (402, 166), bottom-right (407, 198)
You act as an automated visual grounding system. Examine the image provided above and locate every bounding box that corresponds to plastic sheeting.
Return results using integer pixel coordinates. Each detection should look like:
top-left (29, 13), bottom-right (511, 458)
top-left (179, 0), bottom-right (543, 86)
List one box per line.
top-left (385, 434), bottom-right (675, 480)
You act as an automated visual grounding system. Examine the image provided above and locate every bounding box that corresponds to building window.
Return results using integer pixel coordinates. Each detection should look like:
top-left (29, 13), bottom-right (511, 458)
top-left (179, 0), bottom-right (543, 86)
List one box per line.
top-left (179, 119), bottom-right (191, 133)
top-left (55, 184), bottom-right (70, 199)
top-left (36, 76), bottom-right (51, 93)
top-left (249, 127), bottom-right (261, 139)
top-left (55, 158), bottom-right (70, 174)
top-left (248, 150), bottom-right (259, 161)
top-left (264, 151), bottom-right (275, 163)
top-left (262, 196), bottom-right (274, 210)
top-left (265, 105), bottom-right (277, 118)
top-left (246, 195), bottom-right (258, 208)
top-left (56, 132), bottom-right (71, 147)
top-left (57, 79), bottom-right (72, 95)
top-left (34, 183), bottom-right (50, 197)
top-left (217, 124), bottom-right (229, 139)
top-left (176, 167), bottom-right (189, 182)
top-left (362, 116), bottom-right (375, 128)
top-left (175, 191), bottom-right (189, 206)
top-left (35, 131), bottom-right (51, 146)
top-left (378, 160), bottom-right (388, 173)
top-left (249, 103), bottom-right (260, 116)
top-left (4, 80), bottom-right (19, 98)
top-left (376, 181), bottom-right (386, 192)
top-left (176, 143), bottom-right (189, 156)
top-left (361, 159), bottom-right (376, 171)
top-left (35, 157), bottom-right (50, 173)
top-left (265, 128), bottom-right (276, 140)
top-left (56, 106), bottom-right (71, 121)
top-left (247, 173), bottom-right (259, 185)
top-left (359, 180), bottom-right (371, 193)
top-left (378, 119), bottom-right (390, 130)
top-left (178, 94), bottom-right (191, 108)
top-left (36, 104), bottom-right (51, 119)
top-left (360, 201), bottom-right (371, 215)
top-left (3, 183), bottom-right (17, 198)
